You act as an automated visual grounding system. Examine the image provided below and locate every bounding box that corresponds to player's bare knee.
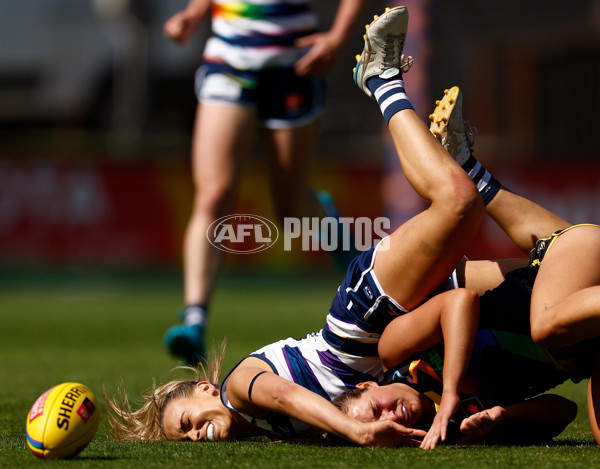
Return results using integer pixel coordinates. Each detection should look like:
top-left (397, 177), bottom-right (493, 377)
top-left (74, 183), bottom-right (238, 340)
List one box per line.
top-left (440, 169), bottom-right (481, 206)
top-left (456, 288), bottom-right (480, 310)
top-left (439, 183), bottom-right (483, 225)
top-left (194, 182), bottom-right (236, 217)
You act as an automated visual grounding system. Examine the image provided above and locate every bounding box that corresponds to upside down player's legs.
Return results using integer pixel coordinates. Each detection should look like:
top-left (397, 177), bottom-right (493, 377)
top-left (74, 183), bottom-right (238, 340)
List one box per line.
top-left (353, 7), bottom-right (484, 311)
top-left (374, 109), bottom-right (483, 310)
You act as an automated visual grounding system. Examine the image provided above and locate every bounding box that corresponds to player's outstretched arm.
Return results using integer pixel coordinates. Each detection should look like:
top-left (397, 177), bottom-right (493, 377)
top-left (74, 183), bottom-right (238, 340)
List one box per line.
top-left (226, 357), bottom-right (426, 446)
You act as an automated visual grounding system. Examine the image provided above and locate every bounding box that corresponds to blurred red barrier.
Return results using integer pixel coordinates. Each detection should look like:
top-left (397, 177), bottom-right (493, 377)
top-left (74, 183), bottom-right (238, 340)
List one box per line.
top-left (0, 157), bottom-right (598, 267)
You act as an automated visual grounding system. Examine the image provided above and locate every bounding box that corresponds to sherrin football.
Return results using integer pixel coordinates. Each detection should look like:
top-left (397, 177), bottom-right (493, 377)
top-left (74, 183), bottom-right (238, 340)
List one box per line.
top-left (26, 382), bottom-right (100, 459)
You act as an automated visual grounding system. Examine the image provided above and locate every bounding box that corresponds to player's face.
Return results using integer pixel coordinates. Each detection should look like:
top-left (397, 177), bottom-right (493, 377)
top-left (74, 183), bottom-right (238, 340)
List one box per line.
top-left (347, 383), bottom-right (433, 428)
top-left (162, 383), bottom-right (236, 442)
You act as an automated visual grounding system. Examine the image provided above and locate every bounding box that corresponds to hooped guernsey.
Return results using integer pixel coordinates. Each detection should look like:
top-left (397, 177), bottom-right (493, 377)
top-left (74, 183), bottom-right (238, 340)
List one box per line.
top-left (221, 226), bottom-right (599, 437)
top-left (220, 239), bottom-right (419, 437)
top-left (205, 0), bottom-right (319, 71)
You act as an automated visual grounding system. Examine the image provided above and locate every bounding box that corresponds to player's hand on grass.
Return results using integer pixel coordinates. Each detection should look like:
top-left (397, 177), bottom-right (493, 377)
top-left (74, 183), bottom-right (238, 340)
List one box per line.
top-left (359, 420), bottom-right (426, 447)
top-left (459, 406), bottom-right (504, 439)
top-left (420, 391), bottom-right (460, 449)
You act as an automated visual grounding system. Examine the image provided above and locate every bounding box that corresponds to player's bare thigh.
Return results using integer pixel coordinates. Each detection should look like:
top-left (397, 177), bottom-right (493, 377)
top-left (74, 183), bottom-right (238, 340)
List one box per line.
top-left (191, 102), bottom-right (258, 191)
top-left (532, 225), bottom-right (600, 313)
top-left (261, 122), bottom-right (318, 219)
top-left (459, 258), bottom-right (528, 295)
top-left (373, 206), bottom-right (476, 310)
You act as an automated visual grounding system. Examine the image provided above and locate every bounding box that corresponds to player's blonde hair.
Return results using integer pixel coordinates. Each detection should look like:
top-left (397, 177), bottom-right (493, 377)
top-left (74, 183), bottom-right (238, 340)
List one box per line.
top-left (103, 342), bottom-right (226, 441)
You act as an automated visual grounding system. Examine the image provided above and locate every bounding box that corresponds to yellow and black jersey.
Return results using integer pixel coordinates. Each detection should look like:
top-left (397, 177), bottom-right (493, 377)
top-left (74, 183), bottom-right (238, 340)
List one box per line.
top-left (385, 265), bottom-right (598, 418)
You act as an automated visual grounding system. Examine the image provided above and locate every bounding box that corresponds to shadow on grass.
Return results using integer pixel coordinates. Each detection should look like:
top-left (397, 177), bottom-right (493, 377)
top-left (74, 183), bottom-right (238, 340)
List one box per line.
top-left (469, 439), bottom-right (597, 448)
top-left (545, 439), bottom-right (597, 447)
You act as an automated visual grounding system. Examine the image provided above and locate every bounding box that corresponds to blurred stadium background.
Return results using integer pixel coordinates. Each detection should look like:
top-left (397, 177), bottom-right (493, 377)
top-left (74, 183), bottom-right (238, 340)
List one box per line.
top-left (1, 0), bottom-right (600, 272)
top-left (2, 4), bottom-right (599, 462)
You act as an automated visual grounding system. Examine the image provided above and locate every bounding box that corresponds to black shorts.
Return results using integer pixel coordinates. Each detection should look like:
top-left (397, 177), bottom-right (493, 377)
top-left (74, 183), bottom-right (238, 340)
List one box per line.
top-left (478, 267), bottom-right (535, 333)
top-left (480, 266), bottom-right (599, 378)
top-left (529, 223), bottom-right (600, 268)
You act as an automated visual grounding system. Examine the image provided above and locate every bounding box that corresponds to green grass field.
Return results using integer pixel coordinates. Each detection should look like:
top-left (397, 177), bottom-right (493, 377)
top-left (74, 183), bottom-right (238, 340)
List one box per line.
top-left (1, 268), bottom-right (598, 468)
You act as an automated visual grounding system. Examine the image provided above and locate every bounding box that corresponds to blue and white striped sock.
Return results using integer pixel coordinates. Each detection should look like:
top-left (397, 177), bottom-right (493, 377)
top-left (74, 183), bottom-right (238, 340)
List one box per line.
top-left (461, 154), bottom-right (501, 205)
top-left (367, 76), bottom-right (414, 125)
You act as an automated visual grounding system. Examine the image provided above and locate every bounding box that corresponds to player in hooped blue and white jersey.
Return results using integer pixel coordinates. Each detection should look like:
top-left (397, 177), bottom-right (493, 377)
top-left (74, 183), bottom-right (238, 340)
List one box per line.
top-left (106, 8), bottom-right (600, 447)
top-left (163, 0), bottom-right (370, 366)
top-left (109, 8), bottom-right (487, 444)
top-left (337, 229), bottom-right (600, 448)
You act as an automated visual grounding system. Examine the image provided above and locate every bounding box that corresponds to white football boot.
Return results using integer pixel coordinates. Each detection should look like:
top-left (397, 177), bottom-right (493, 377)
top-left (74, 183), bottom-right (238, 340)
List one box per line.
top-left (429, 86), bottom-right (477, 166)
top-left (353, 6), bottom-right (413, 98)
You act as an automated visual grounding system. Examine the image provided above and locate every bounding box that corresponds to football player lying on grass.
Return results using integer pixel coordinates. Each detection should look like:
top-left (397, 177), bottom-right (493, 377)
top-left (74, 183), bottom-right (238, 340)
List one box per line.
top-left (106, 220), bottom-right (594, 447)
top-left (104, 6), bottom-right (484, 447)
top-left (103, 210), bottom-right (597, 447)
top-left (348, 220), bottom-right (600, 449)
top-left (104, 7), bottom-right (600, 447)
top-left (336, 5), bottom-right (600, 450)
top-left (334, 269), bottom-right (590, 448)
top-left (103, 280), bottom-right (580, 447)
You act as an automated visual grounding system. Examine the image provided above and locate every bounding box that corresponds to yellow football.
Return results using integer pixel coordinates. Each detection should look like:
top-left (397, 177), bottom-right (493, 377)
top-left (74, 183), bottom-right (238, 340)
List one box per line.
top-left (26, 382), bottom-right (100, 459)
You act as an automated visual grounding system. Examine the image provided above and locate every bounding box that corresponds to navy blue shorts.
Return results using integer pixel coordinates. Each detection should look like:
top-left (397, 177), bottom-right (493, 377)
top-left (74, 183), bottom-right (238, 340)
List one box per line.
top-left (195, 61), bottom-right (325, 129)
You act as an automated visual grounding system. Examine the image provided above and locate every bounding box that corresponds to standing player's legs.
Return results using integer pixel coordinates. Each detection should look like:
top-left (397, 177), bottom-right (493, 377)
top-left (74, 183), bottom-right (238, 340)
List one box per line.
top-left (261, 121), bottom-right (319, 223)
top-left (258, 67), bottom-right (356, 270)
top-left (165, 101), bottom-right (258, 364)
top-left (184, 102), bottom-right (258, 306)
top-left (529, 225), bottom-right (600, 348)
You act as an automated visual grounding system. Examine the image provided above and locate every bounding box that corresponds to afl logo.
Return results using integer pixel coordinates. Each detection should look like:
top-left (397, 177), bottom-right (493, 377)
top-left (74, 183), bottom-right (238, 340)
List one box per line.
top-left (207, 214), bottom-right (279, 254)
